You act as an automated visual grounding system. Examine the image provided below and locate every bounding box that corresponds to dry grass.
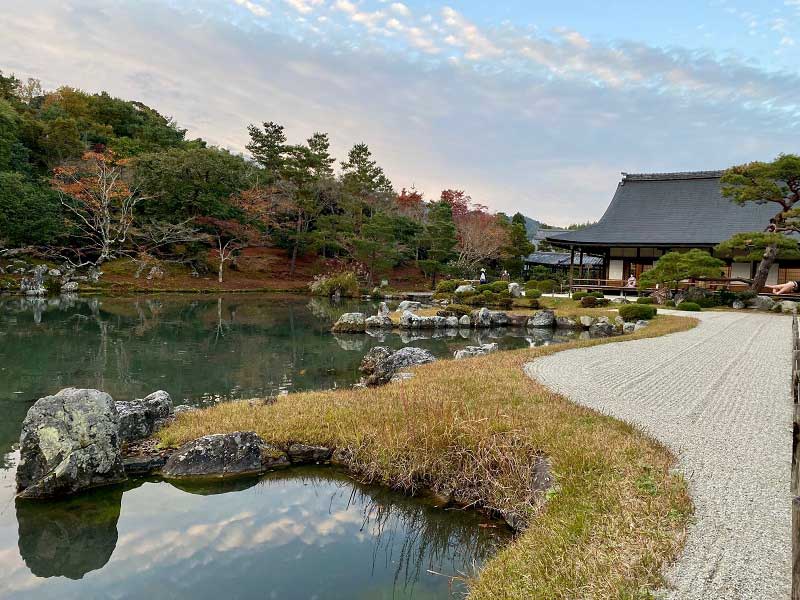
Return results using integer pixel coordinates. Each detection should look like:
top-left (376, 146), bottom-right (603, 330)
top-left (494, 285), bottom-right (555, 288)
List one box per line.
top-left (159, 314), bottom-right (697, 599)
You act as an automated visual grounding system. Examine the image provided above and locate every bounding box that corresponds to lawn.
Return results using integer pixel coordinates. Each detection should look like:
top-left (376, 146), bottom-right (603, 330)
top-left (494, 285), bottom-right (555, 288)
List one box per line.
top-left (159, 314), bottom-right (697, 599)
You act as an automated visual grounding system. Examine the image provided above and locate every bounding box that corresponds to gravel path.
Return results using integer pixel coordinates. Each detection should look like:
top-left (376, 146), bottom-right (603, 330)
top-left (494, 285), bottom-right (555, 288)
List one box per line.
top-left (524, 310), bottom-right (792, 599)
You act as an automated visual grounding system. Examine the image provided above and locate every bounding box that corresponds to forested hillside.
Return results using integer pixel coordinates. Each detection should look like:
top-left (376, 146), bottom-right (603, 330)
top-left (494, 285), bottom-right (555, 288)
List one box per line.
top-left (0, 72), bottom-right (536, 288)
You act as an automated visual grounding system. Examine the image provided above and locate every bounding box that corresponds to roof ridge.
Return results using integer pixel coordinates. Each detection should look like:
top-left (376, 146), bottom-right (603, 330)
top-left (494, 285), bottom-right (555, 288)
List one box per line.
top-left (621, 170), bottom-right (723, 181)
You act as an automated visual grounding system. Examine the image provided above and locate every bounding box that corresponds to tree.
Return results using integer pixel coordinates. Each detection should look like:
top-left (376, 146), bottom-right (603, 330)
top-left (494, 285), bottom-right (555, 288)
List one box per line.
top-left (720, 154), bottom-right (800, 291)
top-left (502, 212), bottom-right (535, 277)
top-left (452, 210), bottom-right (509, 276)
top-left (0, 172), bottom-right (64, 246)
top-left (53, 151), bottom-right (147, 265)
top-left (195, 217), bottom-right (255, 283)
top-left (352, 213), bottom-right (400, 284)
top-left (716, 232), bottom-right (800, 281)
top-left (419, 200), bottom-right (457, 287)
top-left (638, 250), bottom-right (725, 292)
top-left (246, 121), bottom-right (287, 183)
top-left (40, 117), bottom-right (83, 168)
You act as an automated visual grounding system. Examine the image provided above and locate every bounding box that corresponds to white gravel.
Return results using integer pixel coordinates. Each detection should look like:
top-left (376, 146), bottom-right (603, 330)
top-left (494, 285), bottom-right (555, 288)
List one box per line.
top-left (524, 310), bottom-right (792, 600)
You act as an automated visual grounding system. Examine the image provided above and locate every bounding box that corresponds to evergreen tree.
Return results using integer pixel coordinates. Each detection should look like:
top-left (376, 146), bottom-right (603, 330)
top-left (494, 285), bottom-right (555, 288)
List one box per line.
top-left (419, 200), bottom-right (457, 287)
top-left (245, 121), bottom-right (287, 183)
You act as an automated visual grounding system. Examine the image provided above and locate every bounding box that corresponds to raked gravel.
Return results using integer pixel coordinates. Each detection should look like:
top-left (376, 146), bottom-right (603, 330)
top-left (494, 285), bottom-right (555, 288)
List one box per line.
top-left (524, 309), bottom-right (792, 600)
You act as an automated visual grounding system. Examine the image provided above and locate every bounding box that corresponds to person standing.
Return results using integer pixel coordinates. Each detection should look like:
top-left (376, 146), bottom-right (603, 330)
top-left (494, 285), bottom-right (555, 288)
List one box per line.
top-left (479, 268), bottom-right (487, 285)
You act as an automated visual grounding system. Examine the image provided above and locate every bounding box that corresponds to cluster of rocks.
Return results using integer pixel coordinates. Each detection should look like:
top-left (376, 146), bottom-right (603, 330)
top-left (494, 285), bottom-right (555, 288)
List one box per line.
top-left (11, 262), bottom-right (99, 296)
top-left (732, 295), bottom-right (798, 314)
top-left (454, 343), bottom-right (498, 360)
top-left (359, 346), bottom-right (436, 386)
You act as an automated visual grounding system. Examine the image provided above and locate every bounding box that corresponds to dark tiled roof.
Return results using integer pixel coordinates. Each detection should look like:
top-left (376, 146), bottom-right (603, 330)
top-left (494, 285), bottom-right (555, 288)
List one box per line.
top-left (546, 171), bottom-right (776, 246)
top-left (524, 252), bottom-right (603, 267)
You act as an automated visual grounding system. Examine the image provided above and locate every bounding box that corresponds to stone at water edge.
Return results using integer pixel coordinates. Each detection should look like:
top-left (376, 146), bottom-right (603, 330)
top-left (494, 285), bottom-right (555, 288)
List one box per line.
top-left (17, 388), bottom-right (126, 499)
top-left (508, 282), bottom-right (522, 298)
top-left (378, 302), bottom-right (390, 317)
top-left (471, 307), bottom-right (492, 328)
top-left (489, 311), bottom-right (510, 326)
top-left (589, 321), bottom-right (616, 337)
top-left (287, 443), bottom-right (333, 463)
top-left (528, 310), bottom-right (555, 328)
top-left (366, 346), bottom-right (436, 386)
top-left (365, 314), bottom-right (393, 329)
top-left (162, 432), bottom-right (289, 478)
top-left (332, 312), bottom-right (366, 333)
top-left (61, 281), bottom-right (79, 293)
top-left (360, 346), bottom-right (393, 375)
top-left (454, 343), bottom-right (499, 360)
top-left (445, 316), bottom-right (460, 328)
top-left (555, 316), bottom-right (581, 330)
top-left (115, 390), bottom-right (174, 443)
top-left (459, 314), bottom-right (472, 327)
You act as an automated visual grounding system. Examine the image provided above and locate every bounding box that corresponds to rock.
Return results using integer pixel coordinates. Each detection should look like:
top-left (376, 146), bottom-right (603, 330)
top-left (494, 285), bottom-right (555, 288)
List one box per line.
top-left (396, 300), bottom-right (422, 312)
top-left (781, 300), bottom-right (798, 313)
top-left (454, 343), bottom-right (499, 360)
top-left (378, 302), bottom-right (390, 317)
top-left (365, 315), bottom-right (393, 329)
top-left (732, 300), bottom-right (745, 310)
top-left (555, 316), bottom-right (581, 330)
top-left (579, 315), bottom-right (595, 328)
top-left (471, 307), bottom-right (492, 328)
top-left (61, 281), bottom-right (79, 293)
top-left (622, 322), bottom-right (636, 334)
top-left (489, 311), bottom-right (510, 326)
top-left (145, 266), bottom-right (165, 280)
top-left (445, 316), bottom-right (460, 328)
top-left (287, 443), bottom-right (333, 463)
top-left (162, 432), bottom-right (288, 478)
top-left (115, 390), bottom-right (173, 443)
top-left (16, 388), bottom-right (126, 499)
top-left (173, 404), bottom-right (199, 415)
top-left (610, 296), bottom-right (630, 304)
top-left (48, 269), bottom-right (62, 277)
top-left (360, 346), bottom-right (393, 375)
top-left (746, 295), bottom-right (775, 311)
top-left (87, 268), bottom-right (102, 283)
top-left (122, 454), bottom-right (168, 476)
top-left (508, 282), bottom-right (522, 297)
top-left (589, 321), bottom-right (616, 337)
top-left (399, 309), bottom-right (416, 328)
top-left (455, 284), bottom-right (475, 295)
top-left (634, 320), bottom-right (649, 331)
top-left (459, 314), bottom-right (472, 327)
top-left (528, 309), bottom-right (555, 328)
top-left (389, 371), bottom-right (416, 383)
top-left (332, 312), bottom-right (366, 333)
top-left (32, 264), bottom-right (49, 278)
top-left (431, 315), bottom-right (449, 328)
top-left (366, 346), bottom-right (436, 386)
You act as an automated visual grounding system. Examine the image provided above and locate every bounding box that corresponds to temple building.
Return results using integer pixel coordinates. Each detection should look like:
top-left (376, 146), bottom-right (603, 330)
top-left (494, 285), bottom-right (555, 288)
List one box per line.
top-left (543, 170), bottom-right (791, 291)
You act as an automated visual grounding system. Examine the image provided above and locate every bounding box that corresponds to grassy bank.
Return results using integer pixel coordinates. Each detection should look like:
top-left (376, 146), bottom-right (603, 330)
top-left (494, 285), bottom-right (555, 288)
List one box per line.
top-left (159, 314), bottom-right (697, 599)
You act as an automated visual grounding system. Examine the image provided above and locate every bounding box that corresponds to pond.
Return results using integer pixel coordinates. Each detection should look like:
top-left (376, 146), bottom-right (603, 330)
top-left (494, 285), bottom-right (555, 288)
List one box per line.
top-left (0, 293), bottom-right (583, 599)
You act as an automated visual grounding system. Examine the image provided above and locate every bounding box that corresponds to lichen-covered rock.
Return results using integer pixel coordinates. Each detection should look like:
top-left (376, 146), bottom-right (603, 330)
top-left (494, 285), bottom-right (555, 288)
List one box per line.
top-left (746, 295), bottom-right (775, 311)
top-left (528, 309), bottom-right (555, 328)
top-left (396, 300), bottom-right (422, 312)
top-left (365, 314), bottom-right (393, 329)
top-left (430, 315), bottom-right (448, 328)
top-left (162, 432), bottom-right (288, 478)
top-left (287, 443), bottom-right (333, 463)
top-left (489, 311), bottom-right (510, 326)
top-left (634, 319), bottom-right (649, 331)
top-left (115, 390), bottom-right (173, 443)
top-left (366, 346), bottom-right (436, 386)
top-left (17, 388), bottom-right (126, 499)
top-left (589, 321), bottom-right (615, 337)
top-left (508, 282), bottom-right (522, 298)
top-left (399, 310), bottom-right (417, 328)
top-left (623, 322), bottom-right (636, 334)
top-left (555, 316), bottom-right (581, 330)
top-left (332, 312), bottom-right (366, 333)
top-left (454, 343), bottom-right (499, 360)
top-left (579, 315), bottom-right (595, 328)
top-left (455, 284), bottom-right (475, 295)
top-left (445, 316), bottom-right (460, 328)
top-left (61, 281), bottom-right (79, 293)
top-left (471, 307), bottom-right (492, 328)
top-left (360, 346), bottom-right (393, 375)
top-left (378, 302), bottom-right (390, 317)
top-left (459, 314), bottom-right (472, 327)
top-left (780, 300), bottom-right (798, 313)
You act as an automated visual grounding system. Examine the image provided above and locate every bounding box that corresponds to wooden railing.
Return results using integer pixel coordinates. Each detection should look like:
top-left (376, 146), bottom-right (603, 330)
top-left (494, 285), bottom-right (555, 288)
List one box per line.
top-left (793, 313), bottom-right (800, 599)
top-left (571, 278), bottom-right (755, 292)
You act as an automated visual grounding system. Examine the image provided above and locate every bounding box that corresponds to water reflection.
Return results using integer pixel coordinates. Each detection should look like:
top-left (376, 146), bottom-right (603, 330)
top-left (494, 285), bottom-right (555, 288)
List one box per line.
top-left (2, 468), bottom-right (509, 599)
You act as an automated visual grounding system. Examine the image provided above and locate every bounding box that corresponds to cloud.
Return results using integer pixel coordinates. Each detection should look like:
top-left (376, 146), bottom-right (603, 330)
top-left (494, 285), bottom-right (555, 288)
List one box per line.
top-left (233, 0), bottom-right (269, 18)
top-left (389, 2), bottom-right (410, 17)
top-left (0, 0), bottom-right (797, 224)
top-left (284, 0), bottom-right (324, 14)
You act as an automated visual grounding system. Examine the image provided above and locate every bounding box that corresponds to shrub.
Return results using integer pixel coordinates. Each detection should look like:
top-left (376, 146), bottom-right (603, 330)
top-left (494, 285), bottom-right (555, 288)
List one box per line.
top-left (636, 297), bottom-right (654, 304)
top-left (695, 297), bottom-right (719, 308)
top-left (588, 291), bottom-right (605, 299)
top-left (516, 297), bottom-right (540, 309)
top-left (676, 301), bottom-right (701, 312)
top-left (619, 304), bottom-right (657, 321)
top-left (436, 279), bottom-right (465, 294)
top-left (446, 304), bottom-right (472, 316)
top-left (595, 298), bottom-right (610, 307)
top-left (580, 296), bottom-right (597, 308)
top-left (665, 299), bottom-right (676, 307)
top-left (308, 272), bottom-right (360, 298)
top-left (524, 279), bottom-right (540, 290)
top-left (572, 291), bottom-right (588, 301)
top-left (526, 289), bottom-right (542, 299)
top-left (490, 281), bottom-right (509, 293)
top-left (536, 279), bottom-right (557, 293)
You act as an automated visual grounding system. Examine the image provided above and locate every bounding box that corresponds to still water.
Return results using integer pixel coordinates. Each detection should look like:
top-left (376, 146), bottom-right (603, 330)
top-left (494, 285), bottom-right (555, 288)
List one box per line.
top-left (0, 294), bottom-right (578, 599)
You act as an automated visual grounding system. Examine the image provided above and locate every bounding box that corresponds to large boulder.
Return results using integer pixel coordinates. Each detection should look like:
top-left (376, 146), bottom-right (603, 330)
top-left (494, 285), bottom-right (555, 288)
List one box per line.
top-left (115, 390), bottom-right (174, 443)
top-left (555, 316), bottom-right (581, 330)
top-left (508, 282), bottom-right (522, 298)
top-left (746, 295), bottom-right (776, 311)
top-left (459, 314), bottom-right (472, 327)
top-left (589, 321), bottom-right (616, 337)
top-left (360, 346), bottom-right (393, 375)
top-left (445, 316), bottom-right (460, 328)
top-left (489, 311), bottom-right (510, 326)
top-left (579, 315), bottom-right (595, 328)
top-left (396, 300), bottom-right (422, 312)
top-left (366, 347), bottom-right (436, 386)
top-left (528, 309), bottom-right (555, 328)
top-left (455, 284), bottom-right (475, 295)
top-left (454, 343), bottom-right (499, 360)
top-left (471, 307), bottom-right (492, 328)
top-left (331, 312), bottom-right (366, 333)
top-left (365, 314), bottom-right (393, 329)
top-left (780, 300), bottom-right (798, 314)
top-left (162, 432), bottom-right (288, 478)
top-left (17, 388), bottom-right (126, 499)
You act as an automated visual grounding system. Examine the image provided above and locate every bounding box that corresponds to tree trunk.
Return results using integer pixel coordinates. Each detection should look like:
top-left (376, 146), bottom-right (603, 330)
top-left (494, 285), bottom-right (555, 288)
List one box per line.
top-left (289, 216), bottom-right (302, 276)
top-left (218, 258), bottom-right (224, 283)
top-left (750, 243), bottom-right (778, 292)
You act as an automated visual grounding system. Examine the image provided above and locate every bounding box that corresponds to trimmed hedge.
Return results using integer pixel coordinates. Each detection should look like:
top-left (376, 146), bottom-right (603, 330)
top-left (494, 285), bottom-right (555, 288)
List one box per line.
top-left (436, 279), bottom-right (466, 294)
top-left (580, 296), bottom-right (597, 308)
top-left (665, 299), bottom-right (676, 307)
top-left (618, 304), bottom-right (657, 321)
top-left (636, 297), bottom-right (654, 304)
top-left (526, 289), bottom-right (542, 299)
top-left (675, 302), bottom-right (702, 312)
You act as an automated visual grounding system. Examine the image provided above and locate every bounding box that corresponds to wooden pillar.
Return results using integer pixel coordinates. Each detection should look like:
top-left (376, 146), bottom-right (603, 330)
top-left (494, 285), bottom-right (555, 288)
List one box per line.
top-left (578, 247), bottom-right (584, 282)
top-left (569, 246), bottom-right (575, 295)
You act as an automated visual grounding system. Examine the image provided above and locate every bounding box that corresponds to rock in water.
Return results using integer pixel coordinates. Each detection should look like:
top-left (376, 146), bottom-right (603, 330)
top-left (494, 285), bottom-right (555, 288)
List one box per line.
top-left (162, 432), bottom-right (288, 478)
top-left (17, 388), bottom-right (126, 499)
top-left (360, 346), bottom-right (393, 375)
top-left (445, 316), bottom-right (460, 328)
top-left (454, 343), bottom-right (499, 360)
top-left (528, 310), bottom-right (555, 328)
top-left (366, 347), bottom-right (436, 386)
top-left (365, 314), bottom-right (393, 329)
top-left (471, 307), bottom-right (492, 328)
top-left (489, 311), bottom-right (510, 326)
top-left (331, 312), bottom-right (366, 333)
top-left (115, 390), bottom-right (174, 443)
top-left (459, 314), bottom-right (472, 327)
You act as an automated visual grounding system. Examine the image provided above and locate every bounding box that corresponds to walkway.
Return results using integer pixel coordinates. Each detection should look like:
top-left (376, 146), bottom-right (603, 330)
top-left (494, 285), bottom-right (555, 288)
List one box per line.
top-left (525, 310), bottom-right (792, 599)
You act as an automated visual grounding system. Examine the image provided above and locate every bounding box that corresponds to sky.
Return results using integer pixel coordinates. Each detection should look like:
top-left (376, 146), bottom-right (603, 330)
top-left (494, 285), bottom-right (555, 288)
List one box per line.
top-left (1, 0), bottom-right (799, 225)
